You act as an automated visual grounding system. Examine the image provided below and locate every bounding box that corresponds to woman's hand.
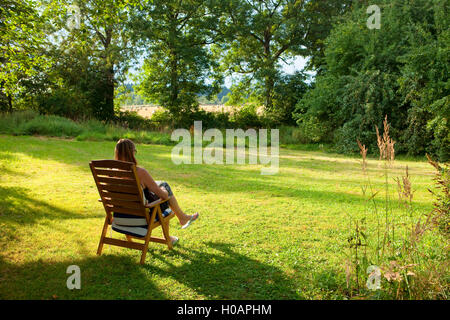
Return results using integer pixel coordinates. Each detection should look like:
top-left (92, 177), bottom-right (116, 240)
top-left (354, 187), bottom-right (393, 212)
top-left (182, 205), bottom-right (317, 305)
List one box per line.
top-left (160, 186), bottom-right (169, 200)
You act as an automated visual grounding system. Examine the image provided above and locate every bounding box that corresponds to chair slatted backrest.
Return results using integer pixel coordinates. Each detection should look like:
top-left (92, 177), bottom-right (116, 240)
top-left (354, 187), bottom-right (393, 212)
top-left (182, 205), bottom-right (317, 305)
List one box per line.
top-left (90, 160), bottom-right (148, 223)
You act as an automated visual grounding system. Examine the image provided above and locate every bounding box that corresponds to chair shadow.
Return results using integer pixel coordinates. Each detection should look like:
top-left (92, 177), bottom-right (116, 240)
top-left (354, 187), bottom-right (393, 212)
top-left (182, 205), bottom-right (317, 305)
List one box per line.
top-left (143, 241), bottom-right (304, 300)
top-left (0, 240), bottom-right (302, 300)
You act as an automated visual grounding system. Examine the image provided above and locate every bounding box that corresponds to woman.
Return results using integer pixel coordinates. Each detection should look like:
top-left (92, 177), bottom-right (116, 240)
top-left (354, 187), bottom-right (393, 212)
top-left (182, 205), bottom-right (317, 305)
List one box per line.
top-left (114, 138), bottom-right (199, 244)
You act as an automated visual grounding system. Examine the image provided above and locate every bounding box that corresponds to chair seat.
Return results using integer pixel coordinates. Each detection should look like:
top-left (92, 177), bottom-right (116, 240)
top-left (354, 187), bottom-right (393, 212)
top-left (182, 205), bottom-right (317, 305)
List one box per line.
top-left (112, 209), bottom-right (173, 237)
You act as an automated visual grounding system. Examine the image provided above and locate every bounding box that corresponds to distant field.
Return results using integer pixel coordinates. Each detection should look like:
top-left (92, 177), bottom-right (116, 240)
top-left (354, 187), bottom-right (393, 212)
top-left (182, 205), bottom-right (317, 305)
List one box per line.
top-left (0, 135), bottom-right (440, 299)
top-left (121, 105), bottom-right (237, 119)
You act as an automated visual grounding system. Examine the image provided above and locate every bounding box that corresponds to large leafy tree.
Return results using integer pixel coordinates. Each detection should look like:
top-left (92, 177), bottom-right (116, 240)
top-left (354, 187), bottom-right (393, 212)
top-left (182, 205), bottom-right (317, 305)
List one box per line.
top-left (133, 0), bottom-right (222, 117)
top-left (0, 0), bottom-right (51, 111)
top-left (295, 0), bottom-right (449, 160)
top-left (217, 0), bottom-right (316, 111)
top-left (398, 0), bottom-right (449, 160)
top-left (301, 0), bottom-right (353, 73)
top-left (42, 0), bottom-right (137, 120)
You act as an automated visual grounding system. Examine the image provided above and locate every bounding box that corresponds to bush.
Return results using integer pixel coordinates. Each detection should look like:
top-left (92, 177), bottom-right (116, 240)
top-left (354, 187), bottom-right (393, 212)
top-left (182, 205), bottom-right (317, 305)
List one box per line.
top-left (190, 110), bottom-right (232, 129)
top-left (149, 107), bottom-right (233, 130)
top-left (271, 72), bottom-right (309, 126)
top-left (150, 109), bottom-right (174, 129)
top-left (0, 110), bottom-right (39, 133)
top-left (115, 110), bottom-right (153, 130)
top-left (82, 119), bottom-right (108, 134)
top-left (35, 89), bottom-right (90, 120)
top-left (16, 115), bottom-right (84, 137)
top-left (0, 111), bottom-right (175, 146)
top-left (230, 104), bottom-right (263, 129)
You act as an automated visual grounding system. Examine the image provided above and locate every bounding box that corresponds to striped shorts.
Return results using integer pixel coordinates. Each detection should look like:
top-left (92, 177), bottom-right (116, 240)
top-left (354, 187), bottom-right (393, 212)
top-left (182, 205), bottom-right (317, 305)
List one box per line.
top-left (111, 181), bottom-right (173, 237)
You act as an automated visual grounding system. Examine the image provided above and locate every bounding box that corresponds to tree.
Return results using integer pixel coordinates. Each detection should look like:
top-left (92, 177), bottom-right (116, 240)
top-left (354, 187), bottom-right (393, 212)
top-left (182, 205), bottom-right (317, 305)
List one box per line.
top-left (0, 0), bottom-right (50, 112)
top-left (217, 0), bottom-right (313, 111)
top-left (133, 0), bottom-right (222, 117)
top-left (295, 0), bottom-right (449, 160)
top-left (301, 0), bottom-right (353, 73)
top-left (43, 0), bottom-right (137, 120)
top-left (398, 0), bottom-right (450, 160)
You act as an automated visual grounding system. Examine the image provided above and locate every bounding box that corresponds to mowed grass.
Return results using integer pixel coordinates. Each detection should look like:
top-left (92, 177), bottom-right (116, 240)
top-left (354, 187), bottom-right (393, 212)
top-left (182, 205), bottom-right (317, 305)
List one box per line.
top-left (0, 135), bottom-right (436, 299)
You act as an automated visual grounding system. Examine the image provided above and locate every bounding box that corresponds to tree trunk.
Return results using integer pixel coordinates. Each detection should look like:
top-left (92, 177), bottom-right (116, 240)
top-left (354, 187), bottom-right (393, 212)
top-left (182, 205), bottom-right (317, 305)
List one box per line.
top-left (101, 28), bottom-right (115, 120)
top-left (105, 65), bottom-right (115, 120)
top-left (263, 28), bottom-right (274, 111)
top-left (169, 51), bottom-right (179, 114)
top-left (265, 74), bottom-right (274, 111)
top-left (7, 94), bottom-right (12, 113)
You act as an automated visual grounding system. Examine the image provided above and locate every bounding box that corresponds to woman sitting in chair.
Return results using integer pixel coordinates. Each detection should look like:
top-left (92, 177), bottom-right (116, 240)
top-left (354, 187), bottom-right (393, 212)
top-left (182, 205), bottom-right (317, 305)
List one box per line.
top-left (114, 138), bottom-right (199, 243)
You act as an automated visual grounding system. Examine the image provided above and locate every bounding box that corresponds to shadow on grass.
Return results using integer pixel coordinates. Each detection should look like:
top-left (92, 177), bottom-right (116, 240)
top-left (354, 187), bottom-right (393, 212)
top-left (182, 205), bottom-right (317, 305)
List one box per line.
top-left (154, 163), bottom-right (434, 213)
top-left (0, 254), bottom-right (168, 299)
top-left (0, 241), bottom-right (303, 300)
top-left (0, 135), bottom-right (432, 215)
top-left (144, 241), bottom-right (303, 300)
top-left (0, 186), bottom-right (90, 242)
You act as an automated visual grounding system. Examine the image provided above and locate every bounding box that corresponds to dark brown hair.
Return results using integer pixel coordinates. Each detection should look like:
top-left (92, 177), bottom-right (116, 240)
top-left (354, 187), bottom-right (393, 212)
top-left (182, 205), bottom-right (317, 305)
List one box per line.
top-left (114, 139), bottom-right (137, 165)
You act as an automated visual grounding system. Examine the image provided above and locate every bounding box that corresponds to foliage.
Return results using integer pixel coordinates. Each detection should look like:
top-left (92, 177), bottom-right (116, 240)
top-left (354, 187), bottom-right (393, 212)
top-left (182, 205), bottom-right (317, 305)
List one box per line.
top-left (216, 0), bottom-right (311, 111)
top-left (345, 119), bottom-right (449, 299)
top-left (426, 154), bottom-right (450, 236)
top-left (294, 0), bottom-right (449, 161)
top-left (270, 72), bottom-right (310, 125)
top-left (1, 0), bottom-right (448, 159)
top-left (133, 0), bottom-right (222, 116)
top-left (301, 0), bottom-right (353, 73)
top-left (44, 0), bottom-right (137, 120)
top-left (0, 0), bottom-right (52, 111)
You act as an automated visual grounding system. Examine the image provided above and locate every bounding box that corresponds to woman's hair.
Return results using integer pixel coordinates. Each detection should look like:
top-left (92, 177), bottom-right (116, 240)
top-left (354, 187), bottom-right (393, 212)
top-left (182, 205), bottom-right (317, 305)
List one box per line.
top-left (115, 139), bottom-right (137, 165)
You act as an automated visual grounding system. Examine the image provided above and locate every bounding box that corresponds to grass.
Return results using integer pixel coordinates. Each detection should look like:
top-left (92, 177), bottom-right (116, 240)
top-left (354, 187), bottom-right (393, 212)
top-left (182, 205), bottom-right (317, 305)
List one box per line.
top-left (0, 134), bottom-right (440, 299)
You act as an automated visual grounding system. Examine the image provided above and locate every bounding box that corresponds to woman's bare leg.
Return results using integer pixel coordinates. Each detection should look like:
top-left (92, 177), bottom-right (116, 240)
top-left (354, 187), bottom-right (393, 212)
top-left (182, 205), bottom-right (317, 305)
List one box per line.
top-left (168, 195), bottom-right (198, 226)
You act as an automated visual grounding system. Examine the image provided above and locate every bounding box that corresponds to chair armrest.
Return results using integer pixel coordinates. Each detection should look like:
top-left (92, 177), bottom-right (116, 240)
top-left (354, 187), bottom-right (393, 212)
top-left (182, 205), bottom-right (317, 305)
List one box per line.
top-left (145, 196), bottom-right (171, 208)
top-left (99, 197), bottom-right (171, 208)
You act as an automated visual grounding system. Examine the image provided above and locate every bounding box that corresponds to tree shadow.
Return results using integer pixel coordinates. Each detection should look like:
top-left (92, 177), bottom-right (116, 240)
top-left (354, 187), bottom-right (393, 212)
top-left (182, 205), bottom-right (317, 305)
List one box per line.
top-left (143, 241), bottom-right (304, 300)
top-left (0, 254), bottom-right (168, 300)
top-left (0, 186), bottom-right (91, 242)
top-left (0, 240), bottom-right (302, 300)
top-left (0, 239), bottom-right (353, 300)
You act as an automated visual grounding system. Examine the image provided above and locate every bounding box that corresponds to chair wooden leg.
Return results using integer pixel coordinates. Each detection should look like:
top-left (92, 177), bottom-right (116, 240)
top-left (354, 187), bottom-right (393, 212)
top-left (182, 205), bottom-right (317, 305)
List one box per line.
top-left (140, 240), bottom-right (150, 265)
top-left (161, 218), bottom-right (173, 250)
top-left (140, 217), bottom-right (155, 265)
top-left (97, 217), bottom-right (109, 255)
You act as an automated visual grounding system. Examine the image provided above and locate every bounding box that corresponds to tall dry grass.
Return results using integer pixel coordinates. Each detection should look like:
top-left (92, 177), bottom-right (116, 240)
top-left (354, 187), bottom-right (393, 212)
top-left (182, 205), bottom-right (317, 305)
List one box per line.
top-left (346, 115), bottom-right (449, 299)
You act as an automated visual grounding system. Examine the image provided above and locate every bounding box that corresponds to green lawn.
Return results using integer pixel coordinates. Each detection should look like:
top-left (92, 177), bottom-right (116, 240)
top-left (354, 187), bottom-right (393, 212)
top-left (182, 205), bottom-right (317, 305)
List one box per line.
top-left (0, 135), bottom-right (437, 299)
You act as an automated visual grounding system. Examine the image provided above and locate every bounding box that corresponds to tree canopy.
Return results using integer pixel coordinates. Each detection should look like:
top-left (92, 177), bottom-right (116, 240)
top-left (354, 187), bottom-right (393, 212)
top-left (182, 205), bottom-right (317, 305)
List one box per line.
top-left (1, 0), bottom-right (447, 160)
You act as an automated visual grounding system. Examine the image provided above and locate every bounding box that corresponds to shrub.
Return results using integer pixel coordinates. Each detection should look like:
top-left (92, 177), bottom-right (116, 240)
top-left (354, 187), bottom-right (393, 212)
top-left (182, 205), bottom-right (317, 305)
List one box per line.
top-left (115, 110), bottom-right (153, 130)
top-left (16, 115), bottom-right (84, 137)
top-left (82, 119), bottom-right (107, 134)
top-left (150, 109), bottom-right (174, 129)
top-left (0, 110), bottom-right (39, 133)
top-left (231, 104), bottom-right (262, 129)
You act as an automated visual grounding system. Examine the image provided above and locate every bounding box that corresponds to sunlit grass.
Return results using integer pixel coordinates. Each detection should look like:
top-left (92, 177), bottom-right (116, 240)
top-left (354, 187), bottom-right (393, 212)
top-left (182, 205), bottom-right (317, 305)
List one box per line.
top-left (0, 135), bottom-right (435, 299)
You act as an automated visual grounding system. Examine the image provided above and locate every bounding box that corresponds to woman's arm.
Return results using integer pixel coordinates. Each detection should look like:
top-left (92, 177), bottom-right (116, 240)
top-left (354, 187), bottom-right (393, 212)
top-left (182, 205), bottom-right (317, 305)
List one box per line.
top-left (136, 167), bottom-right (169, 200)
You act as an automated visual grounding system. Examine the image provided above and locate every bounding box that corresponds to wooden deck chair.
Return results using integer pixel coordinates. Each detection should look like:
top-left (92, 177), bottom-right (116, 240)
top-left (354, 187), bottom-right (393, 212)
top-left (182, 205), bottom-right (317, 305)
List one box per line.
top-left (90, 160), bottom-right (175, 264)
